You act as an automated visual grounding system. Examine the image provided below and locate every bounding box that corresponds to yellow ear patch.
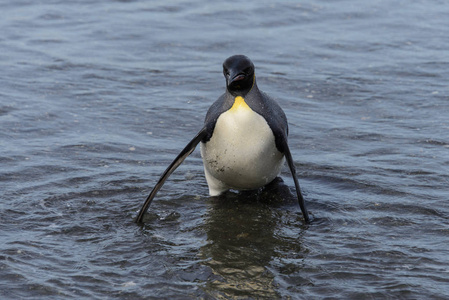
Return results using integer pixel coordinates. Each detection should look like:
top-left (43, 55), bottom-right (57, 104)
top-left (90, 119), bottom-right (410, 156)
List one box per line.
top-left (230, 96), bottom-right (251, 112)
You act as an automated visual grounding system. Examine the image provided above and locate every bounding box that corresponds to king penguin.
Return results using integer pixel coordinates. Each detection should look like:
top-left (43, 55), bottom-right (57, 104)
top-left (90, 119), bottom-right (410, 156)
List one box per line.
top-left (135, 55), bottom-right (310, 223)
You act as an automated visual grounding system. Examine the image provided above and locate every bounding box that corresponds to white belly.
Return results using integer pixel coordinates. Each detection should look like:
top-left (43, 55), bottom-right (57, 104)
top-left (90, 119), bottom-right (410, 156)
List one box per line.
top-left (200, 107), bottom-right (285, 195)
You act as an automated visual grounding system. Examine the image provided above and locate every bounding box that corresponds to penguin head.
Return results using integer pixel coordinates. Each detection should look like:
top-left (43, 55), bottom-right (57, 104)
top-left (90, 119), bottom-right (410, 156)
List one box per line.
top-left (223, 55), bottom-right (255, 97)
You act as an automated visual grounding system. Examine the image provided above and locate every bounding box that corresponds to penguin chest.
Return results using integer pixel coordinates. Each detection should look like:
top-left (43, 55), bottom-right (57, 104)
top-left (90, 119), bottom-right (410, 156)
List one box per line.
top-left (200, 107), bottom-right (285, 190)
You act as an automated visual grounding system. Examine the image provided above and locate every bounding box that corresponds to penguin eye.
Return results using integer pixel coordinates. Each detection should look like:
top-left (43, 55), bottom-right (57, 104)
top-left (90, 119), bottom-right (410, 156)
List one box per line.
top-left (243, 67), bottom-right (252, 75)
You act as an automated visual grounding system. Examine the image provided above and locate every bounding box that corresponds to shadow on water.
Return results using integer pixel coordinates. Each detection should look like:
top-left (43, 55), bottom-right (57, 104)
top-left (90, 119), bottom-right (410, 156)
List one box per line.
top-left (197, 178), bottom-right (308, 298)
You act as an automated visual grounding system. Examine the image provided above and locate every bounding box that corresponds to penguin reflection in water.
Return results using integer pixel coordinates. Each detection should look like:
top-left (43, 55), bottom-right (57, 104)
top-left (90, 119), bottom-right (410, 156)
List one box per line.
top-left (135, 55), bottom-right (310, 223)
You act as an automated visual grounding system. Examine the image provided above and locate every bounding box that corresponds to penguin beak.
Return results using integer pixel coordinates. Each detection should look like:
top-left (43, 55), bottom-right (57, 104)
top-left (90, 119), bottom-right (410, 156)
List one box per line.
top-left (230, 73), bottom-right (245, 84)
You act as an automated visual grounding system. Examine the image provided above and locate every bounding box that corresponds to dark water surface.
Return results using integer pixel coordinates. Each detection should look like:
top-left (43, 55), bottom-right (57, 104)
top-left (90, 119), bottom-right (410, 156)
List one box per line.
top-left (1, 0), bottom-right (448, 298)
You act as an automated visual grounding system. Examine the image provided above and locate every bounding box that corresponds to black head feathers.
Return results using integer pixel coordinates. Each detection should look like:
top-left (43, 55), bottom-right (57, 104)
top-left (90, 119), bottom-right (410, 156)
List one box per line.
top-left (223, 55), bottom-right (255, 96)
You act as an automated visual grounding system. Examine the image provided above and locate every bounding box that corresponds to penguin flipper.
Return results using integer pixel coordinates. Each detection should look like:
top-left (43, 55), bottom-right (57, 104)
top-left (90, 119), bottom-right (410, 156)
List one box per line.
top-left (282, 141), bottom-right (311, 223)
top-left (135, 127), bottom-right (208, 223)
